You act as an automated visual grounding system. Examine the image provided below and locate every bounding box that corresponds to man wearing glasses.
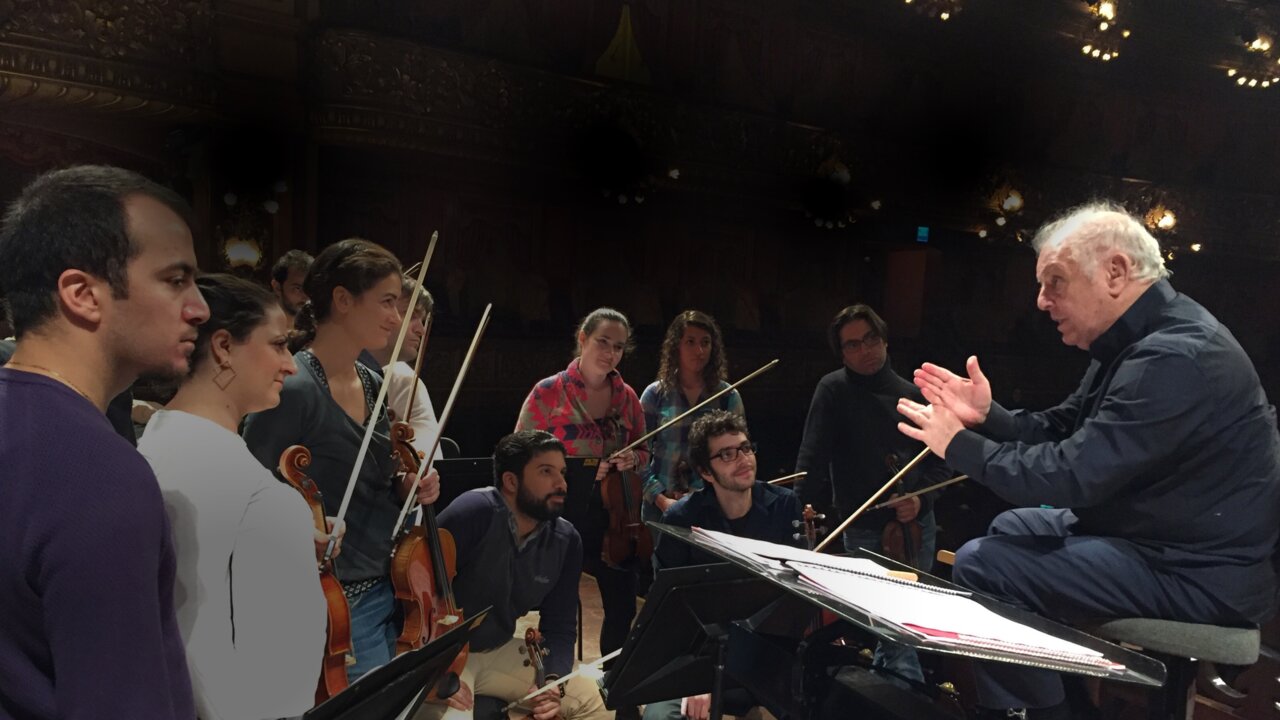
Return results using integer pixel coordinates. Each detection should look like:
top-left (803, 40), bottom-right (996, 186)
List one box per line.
top-left (794, 304), bottom-right (952, 687)
top-left (647, 410), bottom-right (802, 720)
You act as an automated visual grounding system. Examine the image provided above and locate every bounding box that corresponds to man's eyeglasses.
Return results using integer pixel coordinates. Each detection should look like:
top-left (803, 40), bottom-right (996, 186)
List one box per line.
top-left (840, 334), bottom-right (883, 353)
top-left (710, 442), bottom-right (757, 464)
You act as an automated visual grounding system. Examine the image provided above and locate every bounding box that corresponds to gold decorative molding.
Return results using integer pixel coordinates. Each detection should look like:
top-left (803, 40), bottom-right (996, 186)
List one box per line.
top-left (0, 0), bottom-right (216, 118)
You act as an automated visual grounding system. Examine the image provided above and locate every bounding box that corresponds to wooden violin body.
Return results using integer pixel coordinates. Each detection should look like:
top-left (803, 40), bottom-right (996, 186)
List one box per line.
top-left (279, 444), bottom-right (353, 705)
top-left (387, 421), bottom-right (469, 694)
top-left (600, 466), bottom-right (652, 566)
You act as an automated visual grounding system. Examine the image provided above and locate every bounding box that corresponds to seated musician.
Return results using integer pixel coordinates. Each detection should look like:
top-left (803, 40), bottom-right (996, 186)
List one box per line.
top-left (794, 303), bottom-right (951, 686)
top-left (242, 238), bottom-right (441, 683)
top-left (639, 310), bottom-right (745, 527)
top-left (366, 275), bottom-right (440, 454)
top-left (897, 202), bottom-right (1280, 720)
top-left (416, 430), bottom-right (612, 720)
top-left (140, 274), bottom-right (331, 719)
top-left (648, 410), bottom-right (803, 720)
top-left (0, 165), bottom-right (207, 718)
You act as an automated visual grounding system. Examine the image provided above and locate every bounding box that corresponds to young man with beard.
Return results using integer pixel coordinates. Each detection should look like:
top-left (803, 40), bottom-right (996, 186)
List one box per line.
top-left (417, 430), bottom-right (613, 720)
top-left (269, 248), bottom-right (312, 325)
top-left (0, 165), bottom-right (210, 718)
top-left (647, 411), bottom-right (803, 720)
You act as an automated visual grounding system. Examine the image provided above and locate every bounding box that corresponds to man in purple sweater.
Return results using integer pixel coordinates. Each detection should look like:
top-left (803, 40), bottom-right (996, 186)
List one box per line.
top-left (0, 165), bottom-right (209, 719)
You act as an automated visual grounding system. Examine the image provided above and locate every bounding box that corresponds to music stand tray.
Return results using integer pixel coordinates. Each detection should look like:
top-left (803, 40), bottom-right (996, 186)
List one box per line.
top-left (304, 606), bottom-right (491, 720)
top-left (646, 523), bottom-right (1166, 689)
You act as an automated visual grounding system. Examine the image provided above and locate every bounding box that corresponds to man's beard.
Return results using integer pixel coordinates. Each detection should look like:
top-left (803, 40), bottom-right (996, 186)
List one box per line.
top-left (281, 299), bottom-right (300, 317)
top-left (709, 466), bottom-right (754, 493)
top-left (516, 482), bottom-right (565, 522)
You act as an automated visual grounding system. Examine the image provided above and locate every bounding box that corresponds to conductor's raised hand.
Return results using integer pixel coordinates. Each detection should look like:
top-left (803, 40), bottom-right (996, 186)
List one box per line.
top-left (913, 355), bottom-right (992, 427)
top-left (897, 398), bottom-right (964, 458)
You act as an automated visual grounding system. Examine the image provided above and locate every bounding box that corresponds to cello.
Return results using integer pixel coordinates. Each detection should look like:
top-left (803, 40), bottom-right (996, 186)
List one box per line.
top-left (278, 445), bottom-right (354, 705)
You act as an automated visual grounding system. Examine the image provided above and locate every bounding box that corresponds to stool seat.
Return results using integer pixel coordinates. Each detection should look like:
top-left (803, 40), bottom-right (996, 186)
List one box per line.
top-left (1090, 618), bottom-right (1260, 665)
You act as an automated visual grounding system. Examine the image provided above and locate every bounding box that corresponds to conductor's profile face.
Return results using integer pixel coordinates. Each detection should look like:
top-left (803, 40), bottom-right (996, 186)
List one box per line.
top-left (1035, 245), bottom-right (1112, 351)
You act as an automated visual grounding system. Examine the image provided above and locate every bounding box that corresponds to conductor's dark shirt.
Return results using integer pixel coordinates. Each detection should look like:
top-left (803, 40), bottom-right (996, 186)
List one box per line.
top-left (947, 279), bottom-right (1280, 624)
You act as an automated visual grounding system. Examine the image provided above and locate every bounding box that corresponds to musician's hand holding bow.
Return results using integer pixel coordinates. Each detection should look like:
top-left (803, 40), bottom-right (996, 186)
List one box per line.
top-left (913, 355), bottom-right (992, 427)
top-left (897, 399), bottom-right (964, 458)
top-left (399, 467), bottom-right (441, 506)
top-left (595, 450), bottom-right (639, 481)
top-left (681, 693), bottom-right (712, 720)
top-left (884, 493), bottom-right (921, 523)
top-left (313, 516), bottom-right (345, 562)
top-left (526, 682), bottom-right (562, 720)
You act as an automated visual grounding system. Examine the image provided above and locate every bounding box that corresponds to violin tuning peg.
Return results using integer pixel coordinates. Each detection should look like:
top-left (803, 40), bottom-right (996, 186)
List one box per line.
top-left (792, 533), bottom-right (803, 542)
top-left (523, 659), bottom-right (531, 667)
top-left (791, 519), bottom-right (802, 528)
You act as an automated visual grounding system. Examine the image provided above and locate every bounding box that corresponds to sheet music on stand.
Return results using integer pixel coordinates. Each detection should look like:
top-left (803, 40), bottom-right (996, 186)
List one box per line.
top-left (653, 523), bottom-right (1165, 688)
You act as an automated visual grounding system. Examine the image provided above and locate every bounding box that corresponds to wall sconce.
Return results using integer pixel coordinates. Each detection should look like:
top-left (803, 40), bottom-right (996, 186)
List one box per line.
top-left (223, 237), bottom-right (264, 270)
top-left (1144, 205), bottom-right (1177, 232)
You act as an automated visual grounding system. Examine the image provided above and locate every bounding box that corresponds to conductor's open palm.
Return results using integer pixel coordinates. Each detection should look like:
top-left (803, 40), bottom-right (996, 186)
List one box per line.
top-left (913, 356), bottom-right (992, 428)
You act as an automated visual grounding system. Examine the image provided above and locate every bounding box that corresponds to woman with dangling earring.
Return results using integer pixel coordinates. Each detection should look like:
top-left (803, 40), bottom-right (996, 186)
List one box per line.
top-left (139, 274), bottom-right (333, 719)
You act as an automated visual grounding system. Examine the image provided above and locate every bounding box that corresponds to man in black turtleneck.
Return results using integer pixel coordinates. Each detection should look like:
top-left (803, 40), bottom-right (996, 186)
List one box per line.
top-left (795, 304), bottom-right (952, 686)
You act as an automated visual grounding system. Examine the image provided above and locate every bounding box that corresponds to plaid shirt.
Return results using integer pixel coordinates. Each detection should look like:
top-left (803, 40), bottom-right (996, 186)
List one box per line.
top-left (639, 380), bottom-right (745, 503)
top-left (516, 359), bottom-right (650, 465)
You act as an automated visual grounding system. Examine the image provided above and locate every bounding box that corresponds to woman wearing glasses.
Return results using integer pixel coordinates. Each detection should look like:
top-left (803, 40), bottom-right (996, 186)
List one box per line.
top-left (516, 307), bottom-right (649, 665)
top-left (638, 311), bottom-right (745, 528)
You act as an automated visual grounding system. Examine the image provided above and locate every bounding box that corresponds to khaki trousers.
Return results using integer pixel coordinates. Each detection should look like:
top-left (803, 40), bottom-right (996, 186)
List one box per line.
top-left (413, 636), bottom-right (613, 720)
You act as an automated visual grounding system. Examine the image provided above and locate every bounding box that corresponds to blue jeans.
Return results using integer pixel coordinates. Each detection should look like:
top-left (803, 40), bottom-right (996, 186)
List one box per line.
top-left (346, 579), bottom-right (399, 683)
top-left (842, 512), bottom-right (937, 686)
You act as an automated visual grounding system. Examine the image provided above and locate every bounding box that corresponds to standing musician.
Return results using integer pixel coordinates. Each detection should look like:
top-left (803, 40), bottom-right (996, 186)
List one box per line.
top-left (242, 238), bottom-right (441, 683)
top-left (794, 304), bottom-right (951, 686)
top-left (271, 249), bottom-right (314, 327)
top-left (414, 430), bottom-right (613, 720)
top-left (368, 275), bottom-right (440, 454)
top-left (648, 410), bottom-right (802, 720)
top-left (140, 274), bottom-right (330, 719)
top-left (0, 165), bottom-right (208, 718)
top-left (898, 202), bottom-right (1280, 720)
top-left (515, 308), bottom-right (649, 666)
top-left (639, 310), bottom-right (745, 527)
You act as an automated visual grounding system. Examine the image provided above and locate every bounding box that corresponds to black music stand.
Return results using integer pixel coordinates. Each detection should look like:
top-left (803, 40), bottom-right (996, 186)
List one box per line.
top-left (646, 523), bottom-right (1167, 687)
top-left (304, 607), bottom-right (491, 720)
top-left (601, 562), bottom-right (813, 718)
top-left (431, 456), bottom-right (495, 512)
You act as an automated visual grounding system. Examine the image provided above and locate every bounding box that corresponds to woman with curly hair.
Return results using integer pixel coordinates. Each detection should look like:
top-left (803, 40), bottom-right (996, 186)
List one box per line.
top-left (639, 310), bottom-right (744, 525)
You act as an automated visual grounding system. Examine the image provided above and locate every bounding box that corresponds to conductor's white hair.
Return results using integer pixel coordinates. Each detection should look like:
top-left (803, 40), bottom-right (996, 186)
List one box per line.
top-left (1032, 201), bottom-right (1170, 282)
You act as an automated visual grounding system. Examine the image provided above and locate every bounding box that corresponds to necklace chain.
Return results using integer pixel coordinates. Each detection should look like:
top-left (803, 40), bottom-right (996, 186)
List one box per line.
top-left (4, 361), bottom-right (96, 404)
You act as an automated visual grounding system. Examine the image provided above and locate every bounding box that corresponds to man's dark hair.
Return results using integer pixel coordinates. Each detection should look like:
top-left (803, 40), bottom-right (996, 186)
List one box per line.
top-left (688, 409), bottom-right (751, 475)
top-left (0, 165), bottom-right (192, 338)
top-left (271, 249), bottom-right (314, 285)
top-left (493, 430), bottom-right (567, 487)
top-left (827, 304), bottom-right (888, 358)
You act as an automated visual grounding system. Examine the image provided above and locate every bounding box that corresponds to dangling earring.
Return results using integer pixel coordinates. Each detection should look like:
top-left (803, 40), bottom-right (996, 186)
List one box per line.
top-left (212, 362), bottom-right (237, 390)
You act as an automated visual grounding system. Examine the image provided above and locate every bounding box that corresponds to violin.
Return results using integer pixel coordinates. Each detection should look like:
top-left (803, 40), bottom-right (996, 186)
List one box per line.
top-left (389, 421), bottom-right (463, 654)
top-left (880, 453), bottom-right (923, 568)
top-left (600, 471), bottom-right (651, 566)
top-left (792, 504), bottom-right (827, 550)
top-left (278, 445), bottom-right (353, 705)
top-left (599, 426), bottom-right (653, 567)
top-left (511, 628), bottom-right (557, 718)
